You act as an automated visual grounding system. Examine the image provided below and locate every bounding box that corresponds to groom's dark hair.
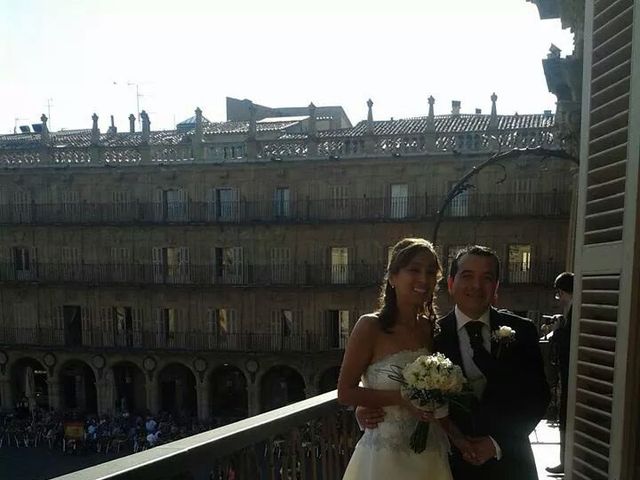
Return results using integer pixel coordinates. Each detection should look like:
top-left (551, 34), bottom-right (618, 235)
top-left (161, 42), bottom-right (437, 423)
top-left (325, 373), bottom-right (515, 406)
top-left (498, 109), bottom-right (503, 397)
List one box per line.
top-left (448, 245), bottom-right (500, 280)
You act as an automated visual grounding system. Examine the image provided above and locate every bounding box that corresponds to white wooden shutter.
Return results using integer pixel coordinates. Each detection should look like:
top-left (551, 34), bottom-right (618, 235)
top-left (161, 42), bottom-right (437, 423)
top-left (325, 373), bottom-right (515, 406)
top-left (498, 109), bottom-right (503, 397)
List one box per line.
top-left (153, 189), bottom-right (164, 221)
top-left (52, 305), bottom-right (64, 344)
top-left (178, 247), bottom-right (190, 283)
top-left (152, 247), bottom-right (164, 283)
top-left (98, 307), bottom-right (115, 347)
top-left (132, 308), bottom-right (143, 347)
top-left (80, 306), bottom-right (93, 346)
top-left (567, 2), bottom-right (640, 479)
top-left (153, 308), bottom-right (164, 348)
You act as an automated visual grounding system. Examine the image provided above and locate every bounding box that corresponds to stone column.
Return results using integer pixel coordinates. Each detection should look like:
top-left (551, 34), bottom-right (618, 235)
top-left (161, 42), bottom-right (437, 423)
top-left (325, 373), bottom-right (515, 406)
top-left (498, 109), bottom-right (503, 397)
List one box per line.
top-left (145, 378), bottom-right (159, 414)
top-left (47, 377), bottom-right (62, 410)
top-left (0, 376), bottom-right (13, 411)
top-left (305, 382), bottom-right (319, 399)
top-left (196, 379), bottom-right (210, 421)
top-left (247, 381), bottom-right (260, 416)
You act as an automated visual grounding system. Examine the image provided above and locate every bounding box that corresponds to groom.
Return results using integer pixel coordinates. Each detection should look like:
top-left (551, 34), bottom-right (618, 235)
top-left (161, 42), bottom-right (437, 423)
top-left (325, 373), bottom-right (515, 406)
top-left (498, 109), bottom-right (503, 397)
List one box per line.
top-left (435, 245), bottom-right (550, 479)
top-left (357, 245), bottom-right (550, 479)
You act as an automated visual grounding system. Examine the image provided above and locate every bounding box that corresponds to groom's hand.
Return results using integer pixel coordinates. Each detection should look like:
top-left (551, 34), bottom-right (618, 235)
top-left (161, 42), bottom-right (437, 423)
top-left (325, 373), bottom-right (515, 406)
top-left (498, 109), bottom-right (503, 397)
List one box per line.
top-left (355, 406), bottom-right (385, 429)
top-left (464, 436), bottom-right (497, 465)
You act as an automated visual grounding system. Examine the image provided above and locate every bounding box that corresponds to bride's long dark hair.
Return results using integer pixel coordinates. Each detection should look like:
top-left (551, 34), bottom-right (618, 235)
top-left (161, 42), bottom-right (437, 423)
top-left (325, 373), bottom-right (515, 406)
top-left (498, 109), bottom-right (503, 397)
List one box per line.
top-left (377, 238), bottom-right (442, 335)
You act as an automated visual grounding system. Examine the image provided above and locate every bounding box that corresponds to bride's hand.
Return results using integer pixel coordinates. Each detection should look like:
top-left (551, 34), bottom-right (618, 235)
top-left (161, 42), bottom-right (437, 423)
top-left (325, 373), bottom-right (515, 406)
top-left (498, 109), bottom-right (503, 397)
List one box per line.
top-left (453, 435), bottom-right (478, 464)
top-left (401, 398), bottom-right (436, 422)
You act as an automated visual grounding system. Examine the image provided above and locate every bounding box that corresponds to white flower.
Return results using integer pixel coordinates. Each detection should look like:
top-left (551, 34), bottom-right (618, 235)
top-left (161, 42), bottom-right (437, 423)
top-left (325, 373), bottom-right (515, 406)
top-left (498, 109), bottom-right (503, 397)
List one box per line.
top-left (492, 325), bottom-right (516, 344)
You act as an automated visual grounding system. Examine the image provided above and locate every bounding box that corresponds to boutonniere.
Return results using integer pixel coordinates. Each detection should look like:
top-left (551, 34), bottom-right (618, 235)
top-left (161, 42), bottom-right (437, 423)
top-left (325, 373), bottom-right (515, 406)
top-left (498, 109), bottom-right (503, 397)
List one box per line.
top-left (491, 326), bottom-right (516, 358)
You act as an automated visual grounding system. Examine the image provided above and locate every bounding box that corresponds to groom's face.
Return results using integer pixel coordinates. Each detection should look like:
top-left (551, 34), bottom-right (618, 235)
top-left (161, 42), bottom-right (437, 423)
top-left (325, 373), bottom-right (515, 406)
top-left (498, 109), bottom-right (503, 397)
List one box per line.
top-left (447, 253), bottom-right (499, 319)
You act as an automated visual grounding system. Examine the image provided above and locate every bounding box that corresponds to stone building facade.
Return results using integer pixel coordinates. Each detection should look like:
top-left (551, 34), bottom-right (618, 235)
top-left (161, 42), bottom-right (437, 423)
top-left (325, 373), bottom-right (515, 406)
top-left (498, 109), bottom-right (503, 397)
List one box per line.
top-left (0, 96), bottom-right (575, 422)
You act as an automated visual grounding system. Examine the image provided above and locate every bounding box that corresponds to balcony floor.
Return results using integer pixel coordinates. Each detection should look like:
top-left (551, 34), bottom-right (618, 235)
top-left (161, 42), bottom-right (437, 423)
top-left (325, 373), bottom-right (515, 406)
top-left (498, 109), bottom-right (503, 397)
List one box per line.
top-left (531, 420), bottom-right (564, 479)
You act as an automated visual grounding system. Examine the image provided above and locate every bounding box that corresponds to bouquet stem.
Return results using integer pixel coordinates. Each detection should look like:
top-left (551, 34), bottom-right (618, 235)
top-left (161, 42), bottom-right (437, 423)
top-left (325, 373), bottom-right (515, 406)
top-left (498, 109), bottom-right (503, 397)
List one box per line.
top-left (409, 422), bottom-right (430, 453)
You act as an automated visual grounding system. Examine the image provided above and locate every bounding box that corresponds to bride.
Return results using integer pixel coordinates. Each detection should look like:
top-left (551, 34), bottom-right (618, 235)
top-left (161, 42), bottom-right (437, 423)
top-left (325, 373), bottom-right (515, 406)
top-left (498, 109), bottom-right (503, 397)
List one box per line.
top-left (337, 238), bottom-right (470, 480)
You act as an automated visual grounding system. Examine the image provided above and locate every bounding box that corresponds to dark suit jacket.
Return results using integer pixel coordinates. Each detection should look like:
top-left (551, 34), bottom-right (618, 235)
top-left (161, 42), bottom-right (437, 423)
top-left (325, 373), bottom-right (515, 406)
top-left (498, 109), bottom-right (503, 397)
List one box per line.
top-left (434, 308), bottom-right (550, 480)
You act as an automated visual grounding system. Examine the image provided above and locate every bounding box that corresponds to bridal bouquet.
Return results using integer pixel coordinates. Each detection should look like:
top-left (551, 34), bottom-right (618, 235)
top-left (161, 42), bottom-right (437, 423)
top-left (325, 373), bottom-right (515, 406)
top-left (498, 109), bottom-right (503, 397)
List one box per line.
top-left (387, 353), bottom-right (469, 453)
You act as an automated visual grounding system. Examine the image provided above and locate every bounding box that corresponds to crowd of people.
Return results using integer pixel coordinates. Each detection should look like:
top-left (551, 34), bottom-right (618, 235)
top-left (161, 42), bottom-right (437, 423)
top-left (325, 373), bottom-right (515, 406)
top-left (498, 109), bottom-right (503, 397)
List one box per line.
top-left (0, 407), bottom-right (213, 455)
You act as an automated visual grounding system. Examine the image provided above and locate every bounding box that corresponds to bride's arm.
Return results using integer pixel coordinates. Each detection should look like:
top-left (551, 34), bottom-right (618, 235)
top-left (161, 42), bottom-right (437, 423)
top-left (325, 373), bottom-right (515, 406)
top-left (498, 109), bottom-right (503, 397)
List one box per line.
top-left (337, 316), bottom-right (404, 408)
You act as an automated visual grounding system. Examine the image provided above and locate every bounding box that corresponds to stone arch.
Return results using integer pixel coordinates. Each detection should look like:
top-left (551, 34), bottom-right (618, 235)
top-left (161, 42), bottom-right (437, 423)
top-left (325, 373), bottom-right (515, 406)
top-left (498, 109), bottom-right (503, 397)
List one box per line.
top-left (209, 364), bottom-right (248, 424)
top-left (10, 357), bottom-right (49, 412)
top-left (58, 359), bottom-right (98, 413)
top-left (157, 363), bottom-right (197, 416)
top-left (260, 365), bottom-right (305, 412)
top-left (111, 361), bottom-right (146, 414)
top-left (318, 365), bottom-right (341, 393)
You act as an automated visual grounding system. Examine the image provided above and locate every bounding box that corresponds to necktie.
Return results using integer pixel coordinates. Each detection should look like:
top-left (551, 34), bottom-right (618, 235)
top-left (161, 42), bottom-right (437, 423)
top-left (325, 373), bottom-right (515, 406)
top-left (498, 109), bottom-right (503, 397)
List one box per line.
top-left (464, 321), bottom-right (494, 377)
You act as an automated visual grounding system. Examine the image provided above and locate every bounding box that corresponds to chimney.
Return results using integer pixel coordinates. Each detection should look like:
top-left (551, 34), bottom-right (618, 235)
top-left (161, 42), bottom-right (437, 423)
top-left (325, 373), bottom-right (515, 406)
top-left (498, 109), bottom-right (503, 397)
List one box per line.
top-left (427, 95), bottom-right (435, 131)
top-left (543, 109), bottom-right (553, 117)
top-left (128, 114), bottom-right (136, 133)
top-left (308, 102), bottom-right (317, 136)
top-left (489, 93), bottom-right (498, 129)
top-left (40, 114), bottom-right (50, 144)
top-left (91, 113), bottom-right (100, 144)
top-left (366, 99), bottom-right (374, 135)
top-left (107, 115), bottom-right (117, 134)
top-left (475, 108), bottom-right (482, 115)
top-left (140, 110), bottom-right (150, 142)
top-left (451, 100), bottom-right (461, 116)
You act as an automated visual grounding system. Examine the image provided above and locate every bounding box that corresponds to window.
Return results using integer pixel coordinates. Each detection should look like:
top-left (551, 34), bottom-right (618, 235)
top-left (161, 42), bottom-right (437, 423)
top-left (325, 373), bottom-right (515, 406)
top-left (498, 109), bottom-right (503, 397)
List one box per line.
top-left (213, 247), bottom-right (244, 284)
top-left (61, 246), bottom-right (81, 281)
top-left (13, 246), bottom-right (35, 280)
top-left (271, 247), bottom-right (291, 283)
top-left (208, 308), bottom-right (239, 349)
top-left (63, 305), bottom-right (83, 347)
top-left (165, 189), bottom-right (188, 221)
top-left (270, 309), bottom-right (302, 350)
top-left (390, 184), bottom-right (408, 219)
top-left (326, 310), bottom-right (350, 349)
top-left (152, 247), bottom-right (190, 283)
top-left (210, 187), bottom-right (238, 221)
top-left (13, 190), bottom-right (32, 222)
top-left (513, 178), bottom-right (534, 214)
top-left (112, 191), bottom-right (132, 220)
top-left (446, 245), bottom-right (468, 277)
top-left (110, 247), bottom-right (132, 282)
top-left (448, 181), bottom-right (469, 217)
top-left (330, 247), bottom-right (349, 284)
top-left (13, 247), bottom-right (31, 272)
top-left (508, 244), bottom-right (532, 284)
top-left (330, 185), bottom-right (349, 219)
top-left (13, 303), bottom-right (37, 343)
top-left (273, 187), bottom-right (290, 218)
top-left (155, 308), bottom-right (179, 347)
top-left (62, 191), bottom-right (81, 220)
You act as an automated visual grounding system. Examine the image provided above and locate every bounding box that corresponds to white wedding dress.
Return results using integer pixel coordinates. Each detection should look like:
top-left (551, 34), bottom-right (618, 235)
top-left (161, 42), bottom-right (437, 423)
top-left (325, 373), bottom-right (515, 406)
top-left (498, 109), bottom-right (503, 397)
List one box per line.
top-left (343, 349), bottom-right (453, 480)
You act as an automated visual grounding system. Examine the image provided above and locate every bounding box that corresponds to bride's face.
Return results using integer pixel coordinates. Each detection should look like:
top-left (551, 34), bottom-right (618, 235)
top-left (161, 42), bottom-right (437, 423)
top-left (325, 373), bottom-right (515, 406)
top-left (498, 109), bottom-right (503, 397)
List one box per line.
top-left (390, 251), bottom-right (439, 308)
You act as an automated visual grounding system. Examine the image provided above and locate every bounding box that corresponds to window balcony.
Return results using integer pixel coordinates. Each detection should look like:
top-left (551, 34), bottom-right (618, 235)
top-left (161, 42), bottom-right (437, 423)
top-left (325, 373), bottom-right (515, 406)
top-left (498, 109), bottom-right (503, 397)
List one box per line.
top-left (0, 262), bottom-right (385, 287)
top-left (0, 192), bottom-right (570, 226)
top-left (0, 327), bottom-right (345, 353)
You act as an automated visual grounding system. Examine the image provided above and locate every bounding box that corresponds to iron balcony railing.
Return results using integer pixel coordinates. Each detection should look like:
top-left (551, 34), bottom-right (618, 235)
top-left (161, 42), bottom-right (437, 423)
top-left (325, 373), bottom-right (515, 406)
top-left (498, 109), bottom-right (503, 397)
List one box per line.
top-left (0, 327), bottom-right (346, 353)
top-left (0, 263), bottom-right (384, 286)
top-left (0, 261), bottom-right (564, 287)
top-left (0, 192), bottom-right (570, 225)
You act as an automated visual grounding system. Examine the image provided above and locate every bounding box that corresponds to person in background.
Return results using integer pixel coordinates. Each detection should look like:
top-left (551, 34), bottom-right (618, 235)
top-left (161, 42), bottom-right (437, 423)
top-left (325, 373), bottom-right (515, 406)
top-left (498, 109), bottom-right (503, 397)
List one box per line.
top-left (544, 272), bottom-right (574, 475)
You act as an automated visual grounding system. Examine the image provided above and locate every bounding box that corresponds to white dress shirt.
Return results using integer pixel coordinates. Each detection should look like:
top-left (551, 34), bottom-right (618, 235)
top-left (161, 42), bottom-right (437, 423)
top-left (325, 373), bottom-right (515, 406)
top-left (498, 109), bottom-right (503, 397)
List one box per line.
top-left (454, 306), bottom-right (502, 460)
top-left (455, 305), bottom-right (491, 399)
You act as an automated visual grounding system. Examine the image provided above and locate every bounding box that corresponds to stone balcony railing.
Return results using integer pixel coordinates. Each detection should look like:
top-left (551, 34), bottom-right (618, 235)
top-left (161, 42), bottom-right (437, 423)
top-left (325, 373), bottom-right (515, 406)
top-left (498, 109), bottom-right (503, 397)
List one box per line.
top-left (0, 327), bottom-right (344, 353)
top-left (51, 391), bottom-right (357, 480)
top-left (0, 192), bottom-right (570, 226)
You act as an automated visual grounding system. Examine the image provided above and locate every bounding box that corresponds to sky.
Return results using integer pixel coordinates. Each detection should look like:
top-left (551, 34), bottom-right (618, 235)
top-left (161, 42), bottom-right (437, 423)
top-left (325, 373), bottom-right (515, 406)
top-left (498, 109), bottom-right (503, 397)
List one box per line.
top-left (0, 0), bottom-right (574, 134)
